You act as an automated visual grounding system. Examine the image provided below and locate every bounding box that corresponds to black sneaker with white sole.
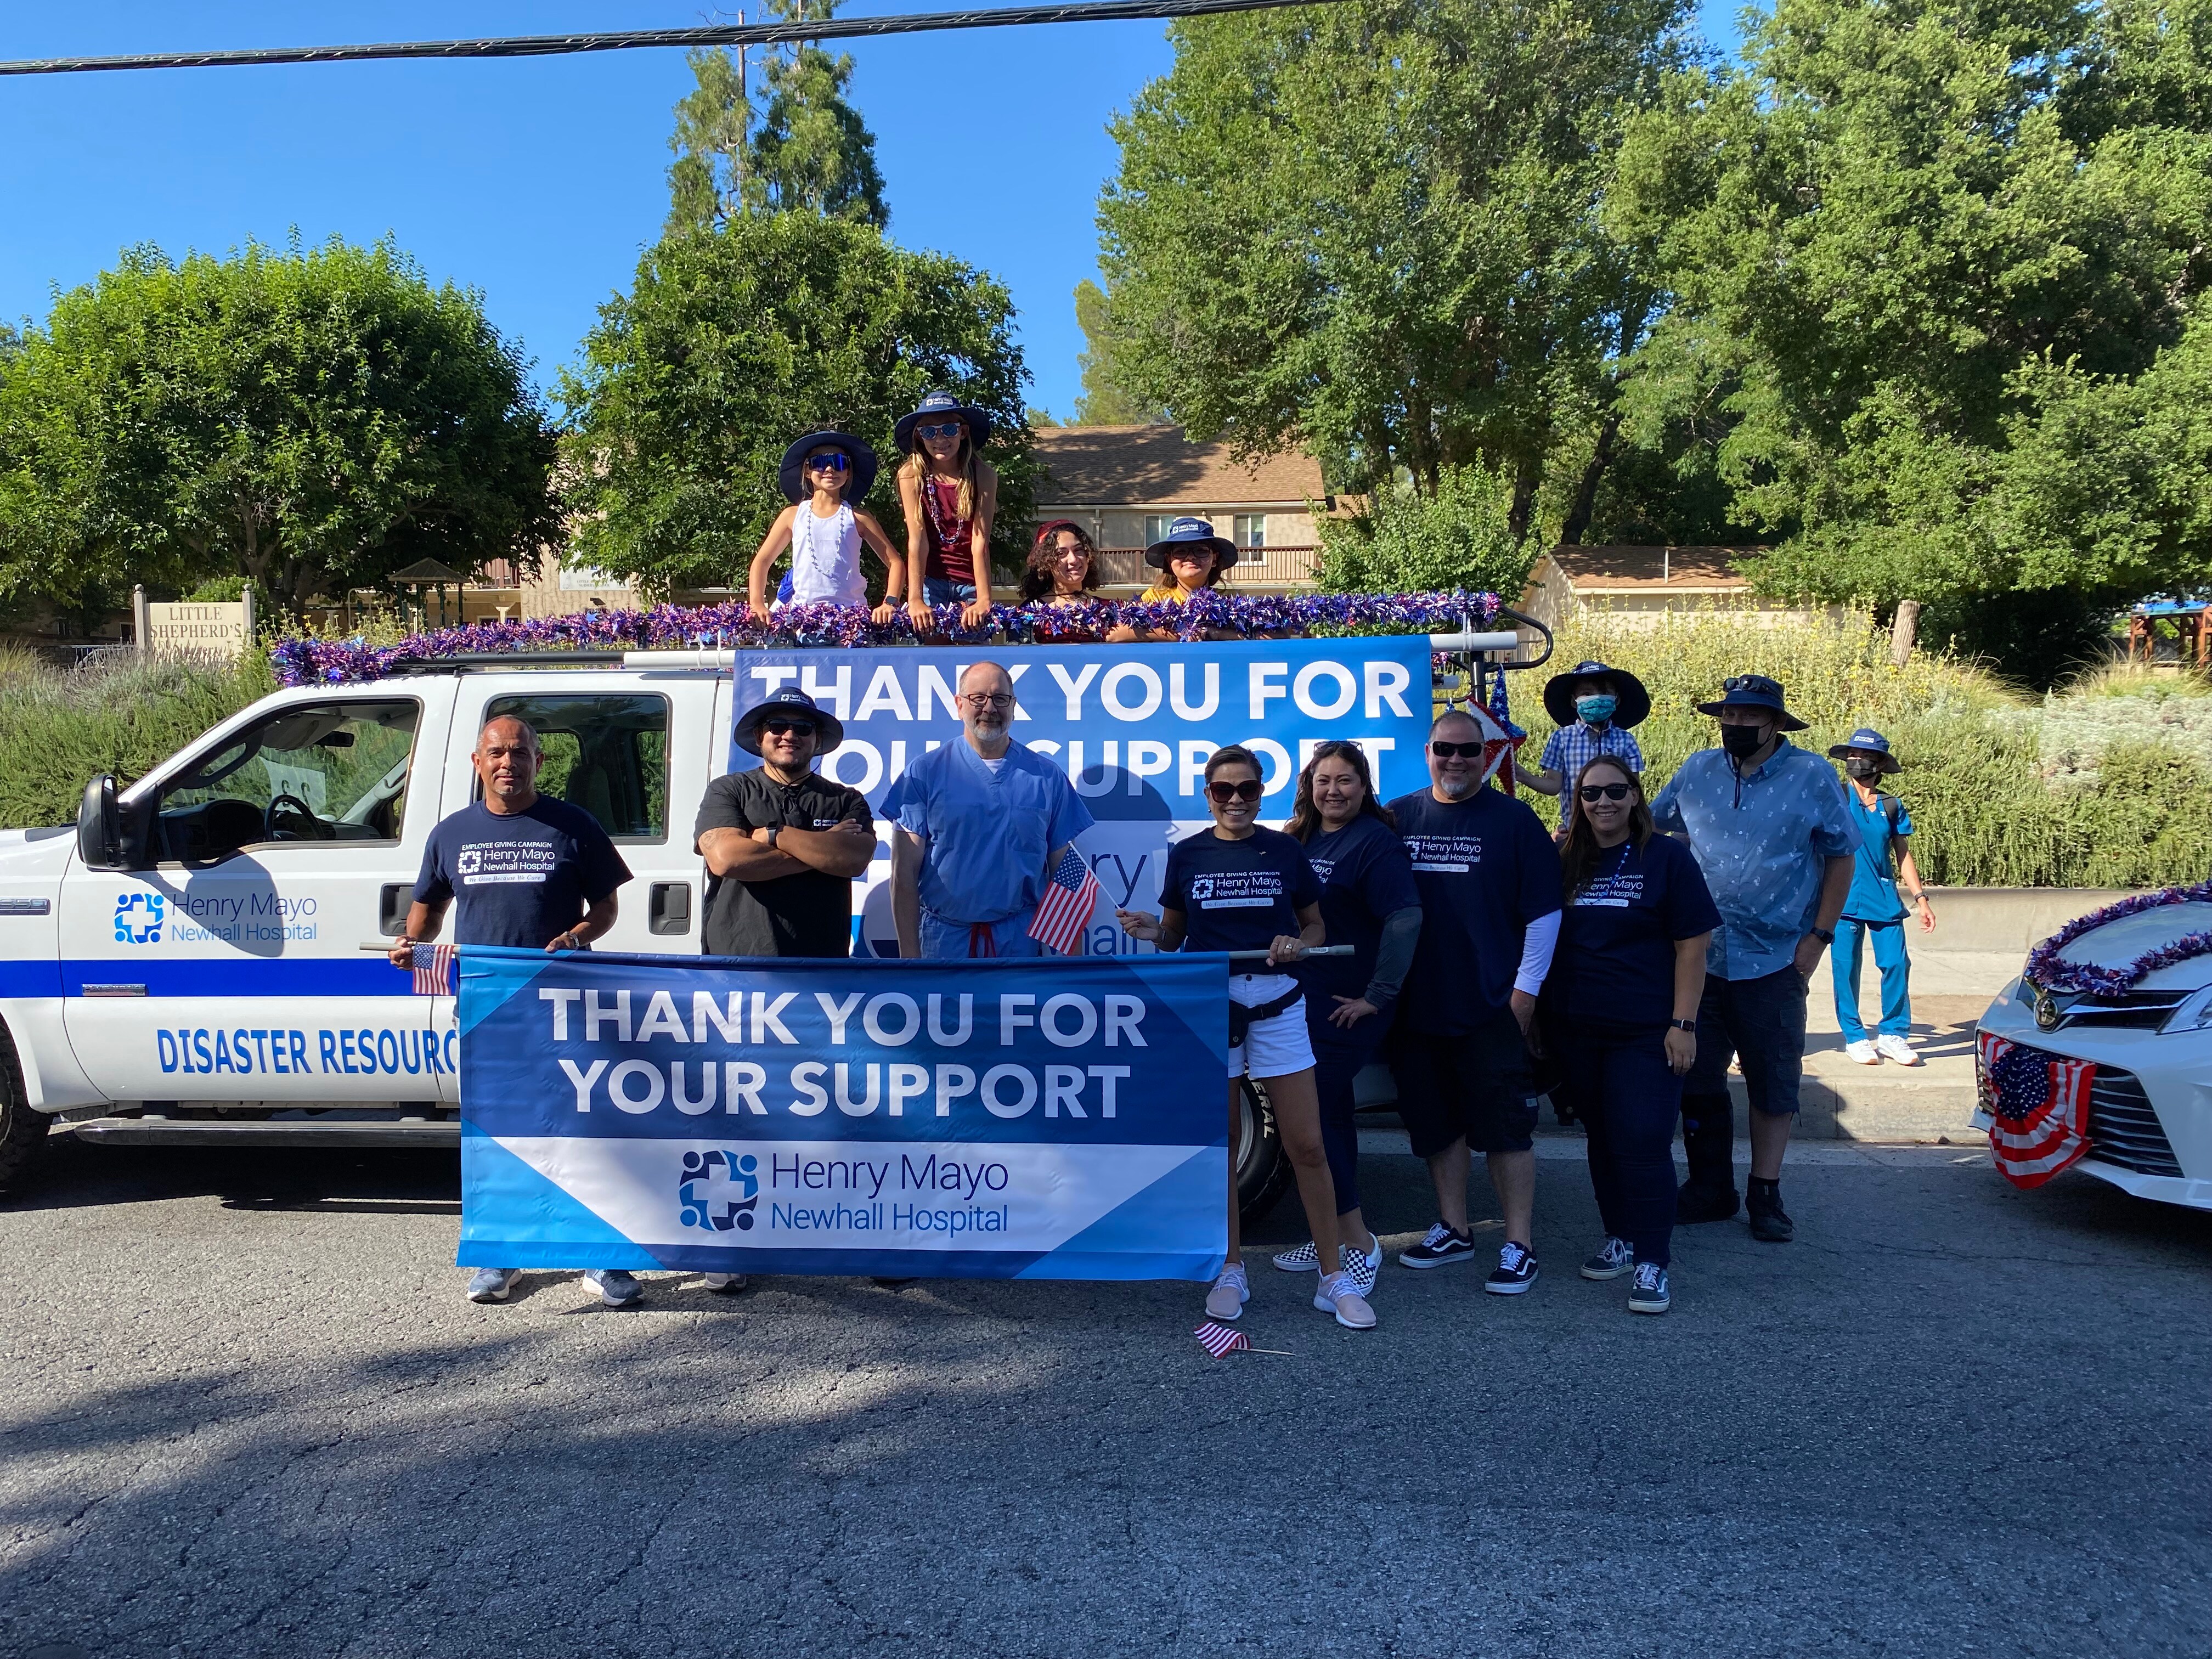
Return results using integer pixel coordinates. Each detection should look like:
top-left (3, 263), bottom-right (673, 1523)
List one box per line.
top-left (1628, 1262), bottom-right (1671, 1314)
top-left (1579, 1235), bottom-right (1633, 1280)
top-left (1398, 1222), bottom-right (1477, 1269)
top-left (1485, 1240), bottom-right (1538, 1295)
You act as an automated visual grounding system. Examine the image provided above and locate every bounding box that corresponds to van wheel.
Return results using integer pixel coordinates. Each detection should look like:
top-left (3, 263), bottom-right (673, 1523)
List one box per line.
top-left (0, 1026), bottom-right (48, 1187)
top-left (1235, 1077), bottom-right (1293, 1226)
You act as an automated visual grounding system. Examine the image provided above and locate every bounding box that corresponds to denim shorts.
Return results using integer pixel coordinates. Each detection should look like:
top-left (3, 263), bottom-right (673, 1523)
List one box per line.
top-left (1683, 966), bottom-right (1809, 1115)
top-left (923, 578), bottom-right (978, 607)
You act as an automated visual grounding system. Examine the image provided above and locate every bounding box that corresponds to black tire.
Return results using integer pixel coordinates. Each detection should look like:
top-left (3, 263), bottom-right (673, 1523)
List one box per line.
top-left (0, 1023), bottom-right (48, 1187)
top-left (1235, 1076), bottom-right (1293, 1226)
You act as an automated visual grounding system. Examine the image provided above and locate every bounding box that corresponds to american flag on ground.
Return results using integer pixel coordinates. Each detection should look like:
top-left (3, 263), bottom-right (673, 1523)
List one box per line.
top-left (410, 943), bottom-right (457, 996)
top-left (1028, 848), bottom-right (1103, 955)
top-left (1193, 1321), bottom-right (1251, 1357)
top-left (1977, 1029), bottom-right (2095, 1188)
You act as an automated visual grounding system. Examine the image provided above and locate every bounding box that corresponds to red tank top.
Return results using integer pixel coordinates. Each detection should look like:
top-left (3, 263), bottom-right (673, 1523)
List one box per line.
top-left (921, 474), bottom-right (977, 584)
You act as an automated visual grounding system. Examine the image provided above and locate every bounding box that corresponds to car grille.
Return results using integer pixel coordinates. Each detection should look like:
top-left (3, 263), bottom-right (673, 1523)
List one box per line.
top-left (2050, 989), bottom-right (2192, 1031)
top-left (2085, 1068), bottom-right (2185, 1177)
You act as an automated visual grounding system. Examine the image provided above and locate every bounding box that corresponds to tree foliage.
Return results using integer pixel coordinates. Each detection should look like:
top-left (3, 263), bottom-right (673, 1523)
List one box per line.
top-left (1097, 0), bottom-right (1689, 537)
top-left (1316, 463), bottom-right (1537, 599)
top-left (1070, 279), bottom-right (1167, 425)
top-left (557, 212), bottom-right (1033, 595)
top-left (0, 239), bottom-right (557, 620)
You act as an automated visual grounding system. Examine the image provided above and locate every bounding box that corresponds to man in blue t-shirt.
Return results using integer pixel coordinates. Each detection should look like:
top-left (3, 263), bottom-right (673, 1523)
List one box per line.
top-left (393, 714), bottom-right (635, 1307)
top-left (1385, 709), bottom-right (1564, 1294)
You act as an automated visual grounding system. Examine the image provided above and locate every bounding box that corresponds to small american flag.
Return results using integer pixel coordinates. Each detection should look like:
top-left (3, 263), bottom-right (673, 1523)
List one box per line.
top-left (1977, 1029), bottom-right (2094, 1188)
top-left (1028, 848), bottom-right (1103, 956)
top-left (1193, 1321), bottom-right (1251, 1357)
top-left (411, 943), bottom-right (457, 996)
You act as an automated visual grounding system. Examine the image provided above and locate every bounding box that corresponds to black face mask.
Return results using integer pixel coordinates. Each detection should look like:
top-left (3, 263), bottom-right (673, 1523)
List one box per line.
top-left (1719, 722), bottom-right (1770, 760)
top-left (1843, 756), bottom-right (1880, 780)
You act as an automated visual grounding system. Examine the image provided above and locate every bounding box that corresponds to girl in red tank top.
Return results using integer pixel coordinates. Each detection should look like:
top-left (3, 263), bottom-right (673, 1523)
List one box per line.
top-left (895, 390), bottom-right (998, 630)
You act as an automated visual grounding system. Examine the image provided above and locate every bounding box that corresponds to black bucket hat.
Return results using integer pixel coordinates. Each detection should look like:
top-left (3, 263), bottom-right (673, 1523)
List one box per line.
top-left (1143, 515), bottom-right (1240, 571)
top-left (733, 686), bottom-right (844, 757)
top-left (1542, 659), bottom-right (1651, 730)
top-left (1694, 673), bottom-right (1809, 732)
top-left (894, 389), bottom-right (991, 452)
top-left (778, 431), bottom-right (880, 505)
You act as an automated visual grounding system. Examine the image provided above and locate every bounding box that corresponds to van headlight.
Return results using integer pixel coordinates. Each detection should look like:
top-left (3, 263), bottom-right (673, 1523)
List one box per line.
top-left (2164, 985), bottom-right (2212, 1034)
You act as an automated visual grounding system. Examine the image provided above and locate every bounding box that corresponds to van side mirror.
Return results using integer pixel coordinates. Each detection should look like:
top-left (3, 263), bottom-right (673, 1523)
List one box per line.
top-left (77, 775), bottom-right (123, 870)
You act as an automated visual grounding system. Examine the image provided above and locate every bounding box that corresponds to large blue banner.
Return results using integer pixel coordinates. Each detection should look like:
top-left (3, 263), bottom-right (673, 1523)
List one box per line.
top-left (457, 946), bottom-right (1229, 1280)
top-left (724, 638), bottom-right (1434, 956)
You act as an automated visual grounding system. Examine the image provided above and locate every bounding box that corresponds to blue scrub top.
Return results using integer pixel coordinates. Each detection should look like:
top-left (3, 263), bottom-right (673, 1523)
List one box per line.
top-left (1843, 790), bottom-right (1912, 922)
top-left (884, 737), bottom-right (1095, 925)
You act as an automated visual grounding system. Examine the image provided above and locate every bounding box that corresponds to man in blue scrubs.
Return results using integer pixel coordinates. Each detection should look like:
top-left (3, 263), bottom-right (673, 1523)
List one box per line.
top-left (887, 661), bottom-right (1094, 958)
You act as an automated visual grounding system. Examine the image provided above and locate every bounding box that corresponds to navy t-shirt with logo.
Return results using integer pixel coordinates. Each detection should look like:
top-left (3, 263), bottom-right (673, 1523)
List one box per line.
top-left (1298, 815), bottom-right (1421, 1007)
top-left (1387, 787), bottom-right (1562, 1031)
top-left (1552, 833), bottom-right (1723, 1029)
top-left (1160, 825), bottom-right (1322, 955)
top-left (414, 797), bottom-right (633, 949)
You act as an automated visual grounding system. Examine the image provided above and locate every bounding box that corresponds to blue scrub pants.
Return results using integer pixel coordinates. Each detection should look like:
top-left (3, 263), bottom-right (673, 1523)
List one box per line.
top-left (1307, 1023), bottom-right (1384, 1217)
top-left (1556, 1023), bottom-right (1683, 1267)
top-left (1831, 916), bottom-right (1911, 1041)
top-left (917, 911), bottom-right (1041, 960)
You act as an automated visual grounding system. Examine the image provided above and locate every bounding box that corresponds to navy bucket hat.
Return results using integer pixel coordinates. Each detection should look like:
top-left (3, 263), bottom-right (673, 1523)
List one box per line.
top-left (778, 430), bottom-right (879, 505)
top-left (1143, 515), bottom-right (1240, 571)
top-left (733, 686), bottom-right (844, 757)
top-left (1693, 673), bottom-right (1809, 732)
top-left (1827, 726), bottom-right (1902, 774)
top-left (894, 390), bottom-right (991, 452)
top-left (1542, 658), bottom-right (1651, 730)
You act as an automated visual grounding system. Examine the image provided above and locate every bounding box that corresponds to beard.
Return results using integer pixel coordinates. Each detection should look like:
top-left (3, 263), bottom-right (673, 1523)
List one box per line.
top-left (1434, 771), bottom-right (1478, 800)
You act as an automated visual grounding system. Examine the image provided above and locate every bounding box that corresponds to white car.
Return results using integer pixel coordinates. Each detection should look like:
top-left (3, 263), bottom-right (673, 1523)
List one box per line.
top-left (1976, 897), bottom-right (2212, 1210)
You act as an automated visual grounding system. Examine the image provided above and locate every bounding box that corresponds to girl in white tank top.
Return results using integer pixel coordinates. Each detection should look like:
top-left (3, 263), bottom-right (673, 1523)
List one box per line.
top-left (788, 500), bottom-right (866, 606)
top-left (747, 430), bottom-right (909, 625)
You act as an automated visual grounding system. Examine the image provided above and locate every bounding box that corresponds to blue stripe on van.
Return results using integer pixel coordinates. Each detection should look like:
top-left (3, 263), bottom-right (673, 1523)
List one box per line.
top-left (21, 960), bottom-right (419, 998)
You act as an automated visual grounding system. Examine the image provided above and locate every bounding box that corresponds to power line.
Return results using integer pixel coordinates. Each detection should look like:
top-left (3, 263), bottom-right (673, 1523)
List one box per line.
top-left (0, 0), bottom-right (1333, 78)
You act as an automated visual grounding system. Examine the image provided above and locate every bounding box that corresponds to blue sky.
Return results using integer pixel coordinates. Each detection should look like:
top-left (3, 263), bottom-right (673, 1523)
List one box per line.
top-left (3, 2), bottom-right (1747, 421)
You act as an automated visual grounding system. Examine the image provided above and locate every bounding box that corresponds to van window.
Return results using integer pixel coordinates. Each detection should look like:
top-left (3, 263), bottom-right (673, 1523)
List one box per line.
top-left (157, 701), bottom-right (420, 862)
top-left (481, 694), bottom-right (669, 843)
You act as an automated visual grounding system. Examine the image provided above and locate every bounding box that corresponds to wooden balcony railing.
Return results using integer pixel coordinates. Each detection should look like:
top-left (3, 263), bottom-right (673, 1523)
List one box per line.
top-left (1092, 545), bottom-right (1321, 591)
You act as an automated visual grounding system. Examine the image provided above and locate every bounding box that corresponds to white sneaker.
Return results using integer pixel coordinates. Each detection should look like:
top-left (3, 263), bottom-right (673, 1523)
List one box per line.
top-left (1313, 1271), bottom-right (1376, 1330)
top-left (1205, 1263), bottom-right (1250, 1321)
top-left (1844, 1039), bottom-right (1880, 1065)
top-left (1875, 1034), bottom-right (1921, 1066)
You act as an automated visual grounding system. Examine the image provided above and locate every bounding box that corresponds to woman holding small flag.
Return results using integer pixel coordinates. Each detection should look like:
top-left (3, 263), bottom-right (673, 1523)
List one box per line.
top-left (1117, 747), bottom-right (1375, 1331)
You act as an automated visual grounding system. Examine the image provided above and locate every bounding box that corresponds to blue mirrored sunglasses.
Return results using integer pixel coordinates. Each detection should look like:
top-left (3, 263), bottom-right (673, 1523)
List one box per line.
top-left (915, 421), bottom-right (966, 441)
top-left (805, 452), bottom-right (850, 472)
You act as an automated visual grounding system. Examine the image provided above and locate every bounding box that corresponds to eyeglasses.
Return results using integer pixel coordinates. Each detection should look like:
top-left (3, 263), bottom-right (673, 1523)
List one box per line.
top-left (805, 453), bottom-right (850, 472)
top-left (916, 422), bottom-right (966, 441)
top-left (1206, 778), bottom-right (1265, 804)
top-left (1578, 782), bottom-right (1632, 802)
top-left (960, 692), bottom-right (1014, 710)
top-left (1430, 740), bottom-right (1487, 759)
top-left (761, 718), bottom-right (815, 737)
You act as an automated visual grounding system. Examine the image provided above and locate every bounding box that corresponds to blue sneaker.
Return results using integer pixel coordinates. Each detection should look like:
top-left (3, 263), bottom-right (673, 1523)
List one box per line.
top-left (1628, 1262), bottom-right (1671, 1315)
top-left (584, 1268), bottom-right (642, 1307)
top-left (467, 1268), bottom-right (518, 1304)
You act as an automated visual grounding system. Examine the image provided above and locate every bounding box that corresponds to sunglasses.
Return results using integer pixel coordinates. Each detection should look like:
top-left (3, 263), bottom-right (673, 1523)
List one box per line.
top-left (760, 718), bottom-right (816, 737)
top-left (805, 453), bottom-right (850, 472)
top-left (915, 421), bottom-right (966, 441)
top-left (1430, 740), bottom-right (1487, 759)
top-left (1578, 782), bottom-right (1633, 802)
top-left (1206, 778), bottom-right (1265, 804)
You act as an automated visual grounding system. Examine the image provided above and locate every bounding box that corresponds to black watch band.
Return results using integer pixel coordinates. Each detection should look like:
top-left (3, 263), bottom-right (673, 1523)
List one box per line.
top-left (1671, 1018), bottom-right (1697, 1033)
top-left (765, 825), bottom-right (781, 851)
top-left (1810, 926), bottom-right (1835, 945)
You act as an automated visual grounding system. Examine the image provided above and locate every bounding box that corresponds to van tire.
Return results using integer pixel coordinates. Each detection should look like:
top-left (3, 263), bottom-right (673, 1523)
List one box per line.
top-left (1235, 1077), bottom-right (1293, 1225)
top-left (0, 1025), bottom-right (48, 1187)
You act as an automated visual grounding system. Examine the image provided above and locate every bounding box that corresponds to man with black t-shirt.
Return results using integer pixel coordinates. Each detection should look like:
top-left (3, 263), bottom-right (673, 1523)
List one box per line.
top-left (695, 687), bottom-right (875, 960)
top-left (394, 714), bottom-right (636, 1308)
top-left (1386, 709), bottom-right (1564, 1294)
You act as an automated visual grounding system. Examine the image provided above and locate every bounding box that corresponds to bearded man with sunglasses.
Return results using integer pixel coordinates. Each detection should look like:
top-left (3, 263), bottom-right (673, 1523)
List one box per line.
top-left (1384, 709), bottom-right (1564, 1293)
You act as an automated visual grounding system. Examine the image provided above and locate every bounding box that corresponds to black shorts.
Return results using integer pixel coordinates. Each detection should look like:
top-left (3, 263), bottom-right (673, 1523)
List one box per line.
top-left (1390, 1007), bottom-right (1540, 1158)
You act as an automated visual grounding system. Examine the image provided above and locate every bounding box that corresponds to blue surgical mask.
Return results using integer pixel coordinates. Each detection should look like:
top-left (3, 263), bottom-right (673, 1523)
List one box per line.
top-left (1576, 695), bottom-right (1617, 725)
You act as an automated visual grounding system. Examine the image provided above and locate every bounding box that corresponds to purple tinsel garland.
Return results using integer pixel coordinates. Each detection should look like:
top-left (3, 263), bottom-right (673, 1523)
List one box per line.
top-left (268, 589), bottom-right (1503, 688)
top-left (2022, 879), bottom-right (2212, 997)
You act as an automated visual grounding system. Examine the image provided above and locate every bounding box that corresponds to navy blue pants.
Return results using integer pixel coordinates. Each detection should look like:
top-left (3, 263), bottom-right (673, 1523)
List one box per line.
top-left (1556, 1022), bottom-right (1683, 1267)
top-left (1310, 1026), bottom-right (1383, 1217)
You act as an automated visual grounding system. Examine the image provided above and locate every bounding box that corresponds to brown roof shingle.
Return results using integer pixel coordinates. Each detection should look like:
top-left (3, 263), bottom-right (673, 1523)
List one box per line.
top-left (1547, 545), bottom-right (1765, 589)
top-left (1032, 425), bottom-right (1323, 506)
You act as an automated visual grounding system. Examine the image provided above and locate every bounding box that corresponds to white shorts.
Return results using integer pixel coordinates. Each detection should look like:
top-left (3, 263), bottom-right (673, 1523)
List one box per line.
top-left (1228, 973), bottom-right (1316, 1081)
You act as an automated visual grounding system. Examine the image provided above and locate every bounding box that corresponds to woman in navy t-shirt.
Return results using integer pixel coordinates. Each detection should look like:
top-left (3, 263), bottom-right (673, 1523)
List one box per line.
top-left (1273, 741), bottom-right (1420, 1297)
top-left (1119, 747), bottom-right (1375, 1331)
top-left (1543, 754), bottom-right (1719, 1316)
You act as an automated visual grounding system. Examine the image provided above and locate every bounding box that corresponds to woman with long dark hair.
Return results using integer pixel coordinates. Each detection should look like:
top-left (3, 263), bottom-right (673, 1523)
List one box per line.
top-left (1273, 741), bottom-right (1420, 1301)
top-left (1543, 755), bottom-right (1719, 1315)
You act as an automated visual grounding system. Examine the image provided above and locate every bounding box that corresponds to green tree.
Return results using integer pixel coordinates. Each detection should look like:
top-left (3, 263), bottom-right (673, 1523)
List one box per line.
top-left (1613, 0), bottom-right (2212, 669)
top-left (1097, 0), bottom-right (1688, 538)
top-left (667, 44), bottom-right (752, 233)
top-left (1316, 462), bottom-right (1537, 597)
top-left (1070, 279), bottom-right (1167, 425)
top-left (0, 239), bottom-right (557, 620)
top-left (558, 212), bottom-right (1033, 594)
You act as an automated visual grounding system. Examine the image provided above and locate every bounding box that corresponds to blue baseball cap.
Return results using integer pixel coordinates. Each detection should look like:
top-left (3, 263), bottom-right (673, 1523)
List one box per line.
top-left (1143, 515), bottom-right (1240, 571)
top-left (1694, 673), bottom-right (1808, 732)
top-left (1827, 726), bottom-right (1901, 772)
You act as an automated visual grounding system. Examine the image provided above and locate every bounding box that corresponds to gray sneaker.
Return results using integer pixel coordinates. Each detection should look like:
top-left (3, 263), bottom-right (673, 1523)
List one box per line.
top-left (467, 1267), bottom-right (518, 1304)
top-left (702, 1272), bottom-right (749, 1294)
top-left (584, 1268), bottom-right (642, 1307)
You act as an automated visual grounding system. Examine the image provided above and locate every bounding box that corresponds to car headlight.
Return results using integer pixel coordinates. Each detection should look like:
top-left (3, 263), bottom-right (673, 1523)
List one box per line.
top-left (2163, 984), bottom-right (2212, 1034)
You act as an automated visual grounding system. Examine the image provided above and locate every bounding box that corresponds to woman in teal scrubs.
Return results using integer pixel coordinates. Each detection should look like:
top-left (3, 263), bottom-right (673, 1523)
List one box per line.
top-left (1827, 727), bottom-right (1936, 1065)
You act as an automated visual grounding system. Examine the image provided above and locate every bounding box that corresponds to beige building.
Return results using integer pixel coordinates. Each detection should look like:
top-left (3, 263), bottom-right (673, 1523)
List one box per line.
top-left (1520, 545), bottom-right (1845, 633)
top-left (1031, 425), bottom-right (1330, 591)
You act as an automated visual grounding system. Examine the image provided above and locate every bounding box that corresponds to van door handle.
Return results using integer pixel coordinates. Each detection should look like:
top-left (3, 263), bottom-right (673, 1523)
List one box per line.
top-left (649, 881), bottom-right (693, 936)
top-left (380, 884), bottom-right (412, 936)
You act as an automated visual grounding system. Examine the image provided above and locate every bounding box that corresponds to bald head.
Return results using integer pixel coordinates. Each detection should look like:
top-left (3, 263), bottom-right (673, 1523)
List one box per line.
top-left (473, 715), bottom-right (542, 811)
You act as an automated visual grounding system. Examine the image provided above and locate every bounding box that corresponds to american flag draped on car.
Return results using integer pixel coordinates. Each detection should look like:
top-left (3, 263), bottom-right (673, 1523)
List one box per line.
top-left (1976, 1029), bottom-right (2094, 1188)
top-left (410, 943), bottom-right (457, 996)
top-left (1027, 848), bottom-right (1103, 956)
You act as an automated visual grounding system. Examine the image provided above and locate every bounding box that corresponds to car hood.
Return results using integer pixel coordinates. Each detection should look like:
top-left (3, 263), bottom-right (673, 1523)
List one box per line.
top-left (0, 825), bottom-right (75, 885)
top-left (2046, 900), bottom-right (2212, 992)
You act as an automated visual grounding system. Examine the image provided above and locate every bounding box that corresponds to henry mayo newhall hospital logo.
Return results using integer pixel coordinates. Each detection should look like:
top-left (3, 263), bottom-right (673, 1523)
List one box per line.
top-left (113, 892), bottom-right (164, 944)
top-left (679, 1150), bottom-right (760, 1232)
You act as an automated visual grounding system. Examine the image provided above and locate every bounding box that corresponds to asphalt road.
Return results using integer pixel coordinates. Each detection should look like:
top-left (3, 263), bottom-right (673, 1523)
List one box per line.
top-left (1, 1130), bottom-right (2207, 1659)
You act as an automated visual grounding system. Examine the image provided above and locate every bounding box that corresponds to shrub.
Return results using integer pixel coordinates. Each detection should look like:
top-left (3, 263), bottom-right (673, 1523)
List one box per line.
top-left (1317, 464), bottom-right (1536, 601)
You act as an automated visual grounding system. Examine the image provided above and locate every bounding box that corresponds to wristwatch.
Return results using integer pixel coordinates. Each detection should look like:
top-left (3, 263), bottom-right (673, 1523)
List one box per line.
top-left (765, 825), bottom-right (782, 851)
top-left (1810, 926), bottom-right (1835, 945)
top-left (1671, 1018), bottom-right (1697, 1033)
